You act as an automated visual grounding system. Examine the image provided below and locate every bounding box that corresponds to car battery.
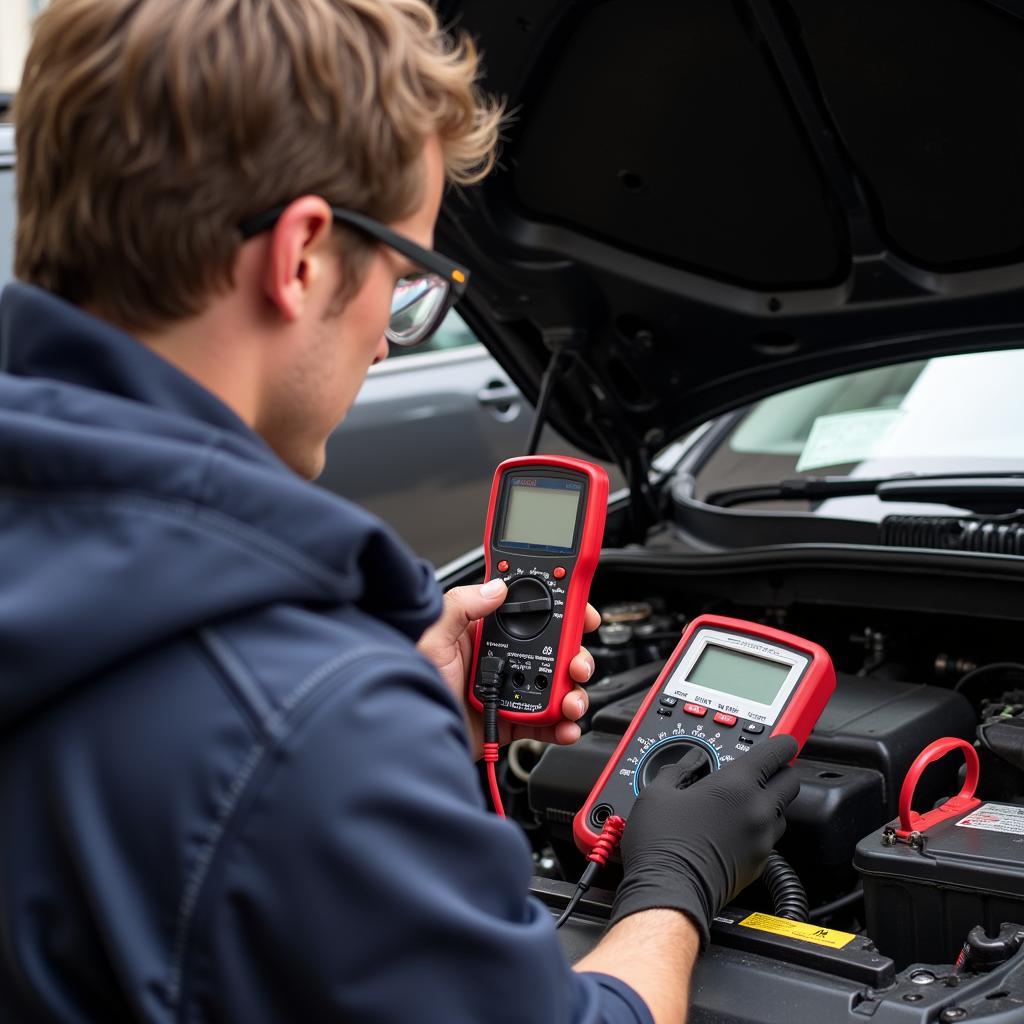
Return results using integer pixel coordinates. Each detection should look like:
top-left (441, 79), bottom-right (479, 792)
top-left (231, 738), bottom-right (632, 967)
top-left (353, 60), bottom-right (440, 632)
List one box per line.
top-left (855, 738), bottom-right (1024, 969)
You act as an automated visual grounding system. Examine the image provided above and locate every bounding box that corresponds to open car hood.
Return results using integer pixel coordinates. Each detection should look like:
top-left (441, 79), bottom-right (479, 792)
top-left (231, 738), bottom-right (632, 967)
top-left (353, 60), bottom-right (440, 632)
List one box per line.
top-left (436, 0), bottom-right (1024, 477)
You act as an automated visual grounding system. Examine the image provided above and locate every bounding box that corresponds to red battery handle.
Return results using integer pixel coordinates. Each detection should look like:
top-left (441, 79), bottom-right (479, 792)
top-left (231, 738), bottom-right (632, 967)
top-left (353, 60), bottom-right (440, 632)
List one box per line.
top-left (895, 737), bottom-right (981, 839)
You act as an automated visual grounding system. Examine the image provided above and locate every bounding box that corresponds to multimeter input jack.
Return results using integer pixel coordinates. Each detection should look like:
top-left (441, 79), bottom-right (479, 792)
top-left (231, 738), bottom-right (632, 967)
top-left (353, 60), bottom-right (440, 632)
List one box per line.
top-left (590, 803), bottom-right (614, 829)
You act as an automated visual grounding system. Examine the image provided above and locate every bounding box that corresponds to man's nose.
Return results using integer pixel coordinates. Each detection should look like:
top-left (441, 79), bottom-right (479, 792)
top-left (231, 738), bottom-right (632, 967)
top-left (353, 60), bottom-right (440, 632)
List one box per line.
top-left (372, 335), bottom-right (389, 365)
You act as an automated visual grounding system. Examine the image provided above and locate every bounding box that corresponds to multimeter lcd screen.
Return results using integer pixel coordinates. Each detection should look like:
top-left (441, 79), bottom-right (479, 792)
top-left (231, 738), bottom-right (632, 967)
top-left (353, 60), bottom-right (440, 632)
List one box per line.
top-left (501, 478), bottom-right (581, 551)
top-left (687, 644), bottom-right (791, 706)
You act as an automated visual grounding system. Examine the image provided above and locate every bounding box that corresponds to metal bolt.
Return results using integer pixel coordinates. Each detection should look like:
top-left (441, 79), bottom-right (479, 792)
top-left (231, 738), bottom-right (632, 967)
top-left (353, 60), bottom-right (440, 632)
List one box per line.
top-left (903, 993), bottom-right (923, 1002)
top-left (882, 827), bottom-right (897, 847)
top-left (939, 1008), bottom-right (968, 1022)
top-left (910, 971), bottom-right (936, 985)
top-left (909, 830), bottom-right (925, 851)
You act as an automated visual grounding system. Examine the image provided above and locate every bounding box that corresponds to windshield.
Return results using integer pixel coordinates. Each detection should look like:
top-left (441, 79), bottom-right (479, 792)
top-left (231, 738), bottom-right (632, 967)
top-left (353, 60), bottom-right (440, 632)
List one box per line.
top-left (693, 349), bottom-right (1024, 517)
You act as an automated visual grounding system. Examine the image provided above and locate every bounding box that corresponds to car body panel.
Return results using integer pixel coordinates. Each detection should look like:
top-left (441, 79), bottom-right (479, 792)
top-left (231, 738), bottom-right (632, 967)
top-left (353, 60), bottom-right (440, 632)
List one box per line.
top-left (321, 342), bottom-right (534, 566)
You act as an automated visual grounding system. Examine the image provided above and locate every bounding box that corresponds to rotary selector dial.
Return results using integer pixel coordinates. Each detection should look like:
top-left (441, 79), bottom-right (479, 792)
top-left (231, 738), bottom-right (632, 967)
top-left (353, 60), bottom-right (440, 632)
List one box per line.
top-left (634, 736), bottom-right (719, 795)
top-left (496, 576), bottom-right (554, 640)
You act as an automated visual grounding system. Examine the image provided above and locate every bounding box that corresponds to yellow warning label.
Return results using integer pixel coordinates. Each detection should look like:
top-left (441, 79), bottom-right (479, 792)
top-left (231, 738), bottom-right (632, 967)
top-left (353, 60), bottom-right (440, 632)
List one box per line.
top-left (738, 912), bottom-right (856, 949)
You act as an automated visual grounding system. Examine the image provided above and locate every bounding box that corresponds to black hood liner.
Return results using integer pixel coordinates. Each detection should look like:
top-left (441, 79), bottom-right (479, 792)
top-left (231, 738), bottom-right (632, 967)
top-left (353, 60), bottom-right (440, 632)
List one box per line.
top-left (436, 0), bottom-right (1024, 464)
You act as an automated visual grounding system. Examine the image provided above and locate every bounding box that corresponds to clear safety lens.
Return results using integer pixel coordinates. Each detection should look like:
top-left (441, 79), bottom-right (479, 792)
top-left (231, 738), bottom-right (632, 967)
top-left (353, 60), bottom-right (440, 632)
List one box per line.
top-left (387, 272), bottom-right (450, 346)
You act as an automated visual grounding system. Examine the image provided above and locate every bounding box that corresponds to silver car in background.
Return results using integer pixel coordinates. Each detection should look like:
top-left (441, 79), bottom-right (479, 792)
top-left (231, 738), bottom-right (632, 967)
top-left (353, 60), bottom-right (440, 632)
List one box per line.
top-left (321, 314), bottom-right (535, 566)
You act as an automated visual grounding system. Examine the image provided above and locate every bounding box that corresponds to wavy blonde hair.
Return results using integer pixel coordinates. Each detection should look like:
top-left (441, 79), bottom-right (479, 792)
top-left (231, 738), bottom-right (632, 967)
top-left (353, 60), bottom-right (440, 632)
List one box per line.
top-left (14, 0), bottom-right (502, 330)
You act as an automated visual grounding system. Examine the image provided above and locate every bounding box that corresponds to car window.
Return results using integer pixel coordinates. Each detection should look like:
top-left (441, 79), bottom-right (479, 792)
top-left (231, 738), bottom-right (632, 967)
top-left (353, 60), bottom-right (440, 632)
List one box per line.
top-left (386, 309), bottom-right (480, 359)
top-left (694, 349), bottom-right (1024, 505)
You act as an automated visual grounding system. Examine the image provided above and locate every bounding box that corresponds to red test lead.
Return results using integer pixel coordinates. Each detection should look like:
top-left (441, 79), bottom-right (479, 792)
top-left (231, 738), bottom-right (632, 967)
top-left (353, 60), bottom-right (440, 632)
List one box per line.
top-left (554, 815), bottom-right (626, 930)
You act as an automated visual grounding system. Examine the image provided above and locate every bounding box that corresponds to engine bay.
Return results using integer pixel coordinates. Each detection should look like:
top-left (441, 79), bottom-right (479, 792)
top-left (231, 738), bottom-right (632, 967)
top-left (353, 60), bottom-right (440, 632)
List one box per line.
top-left (501, 560), bottom-right (1024, 1021)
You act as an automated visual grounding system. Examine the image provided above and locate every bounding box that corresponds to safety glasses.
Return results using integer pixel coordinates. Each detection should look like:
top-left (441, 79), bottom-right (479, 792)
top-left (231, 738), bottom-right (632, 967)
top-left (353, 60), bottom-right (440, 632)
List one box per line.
top-left (239, 204), bottom-right (469, 348)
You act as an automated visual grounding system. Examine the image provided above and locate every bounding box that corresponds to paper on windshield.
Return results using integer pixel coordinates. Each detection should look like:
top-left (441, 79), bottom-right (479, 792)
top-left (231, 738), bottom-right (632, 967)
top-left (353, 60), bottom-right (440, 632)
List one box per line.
top-left (796, 409), bottom-right (903, 473)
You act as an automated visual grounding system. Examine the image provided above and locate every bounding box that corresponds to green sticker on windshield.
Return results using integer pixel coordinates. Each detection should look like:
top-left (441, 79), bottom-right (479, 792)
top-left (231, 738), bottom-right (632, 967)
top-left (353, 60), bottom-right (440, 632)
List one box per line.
top-left (796, 409), bottom-right (903, 473)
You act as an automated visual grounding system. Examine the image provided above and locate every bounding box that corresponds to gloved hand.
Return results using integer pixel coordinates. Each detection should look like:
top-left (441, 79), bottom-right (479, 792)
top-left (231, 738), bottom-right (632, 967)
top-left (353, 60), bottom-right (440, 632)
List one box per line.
top-left (611, 734), bottom-right (801, 949)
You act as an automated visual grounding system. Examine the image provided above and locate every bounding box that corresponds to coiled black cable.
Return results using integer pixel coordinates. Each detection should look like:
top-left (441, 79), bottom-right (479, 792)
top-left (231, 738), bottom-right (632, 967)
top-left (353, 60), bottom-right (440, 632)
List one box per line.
top-left (762, 851), bottom-right (809, 922)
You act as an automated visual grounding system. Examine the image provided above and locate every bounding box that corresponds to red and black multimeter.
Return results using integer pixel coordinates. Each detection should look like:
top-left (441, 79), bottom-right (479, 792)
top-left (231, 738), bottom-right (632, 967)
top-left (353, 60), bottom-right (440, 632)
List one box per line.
top-left (575, 614), bottom-right (836, 853)
top-left (469, 456), bottom-right (608, 727)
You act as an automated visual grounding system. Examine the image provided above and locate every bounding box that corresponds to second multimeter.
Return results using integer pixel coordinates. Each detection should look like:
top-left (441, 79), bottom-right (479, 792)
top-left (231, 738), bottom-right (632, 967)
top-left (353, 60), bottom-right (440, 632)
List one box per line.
top-left (574, 614), bottom-right (836, 854)
top-left (469, 456), bottom-right (608, 727)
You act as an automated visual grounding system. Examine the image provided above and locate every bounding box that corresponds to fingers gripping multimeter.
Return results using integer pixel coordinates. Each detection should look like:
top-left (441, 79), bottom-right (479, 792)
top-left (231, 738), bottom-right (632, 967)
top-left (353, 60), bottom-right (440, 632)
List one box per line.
top-left (469, 456), bottom-right (608, 727)
top-left (575, 614), bottom-right (836, 854)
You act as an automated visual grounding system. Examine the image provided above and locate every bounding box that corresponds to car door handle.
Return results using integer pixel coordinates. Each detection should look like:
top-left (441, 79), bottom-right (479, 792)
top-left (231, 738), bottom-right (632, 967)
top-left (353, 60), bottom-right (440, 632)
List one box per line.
top-left (477, 382), bottom-right (521, 407)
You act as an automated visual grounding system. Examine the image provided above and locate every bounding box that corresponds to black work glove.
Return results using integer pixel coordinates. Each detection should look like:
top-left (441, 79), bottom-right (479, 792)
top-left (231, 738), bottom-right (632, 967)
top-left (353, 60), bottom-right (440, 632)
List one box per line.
top-left (611, 734), bottom-right (800, 949)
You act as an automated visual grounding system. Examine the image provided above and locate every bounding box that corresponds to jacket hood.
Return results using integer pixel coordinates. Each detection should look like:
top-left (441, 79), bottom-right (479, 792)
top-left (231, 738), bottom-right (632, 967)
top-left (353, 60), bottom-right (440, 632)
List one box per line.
top-left (0, 283), bottom-right (442, 725)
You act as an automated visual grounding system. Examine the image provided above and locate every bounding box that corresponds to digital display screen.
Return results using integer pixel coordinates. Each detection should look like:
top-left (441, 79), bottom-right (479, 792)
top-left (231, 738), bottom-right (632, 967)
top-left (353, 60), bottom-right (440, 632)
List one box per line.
top-left (500, 478), bottom-right (581, 551)
top-left (686, 644), bottom-right (792, 705)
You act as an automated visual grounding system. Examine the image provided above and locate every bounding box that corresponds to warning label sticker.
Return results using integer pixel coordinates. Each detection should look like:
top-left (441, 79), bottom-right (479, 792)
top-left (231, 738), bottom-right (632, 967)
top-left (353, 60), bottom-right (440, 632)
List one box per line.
top-left (956, 803), bottom-right (1024, 835)
top-left (738, 912), bottom-right (855, 949)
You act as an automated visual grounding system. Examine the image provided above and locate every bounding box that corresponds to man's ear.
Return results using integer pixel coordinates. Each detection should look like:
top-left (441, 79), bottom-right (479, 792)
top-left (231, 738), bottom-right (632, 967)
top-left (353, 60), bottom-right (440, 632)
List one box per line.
top-left (261, 196), bottom-right (335, 322)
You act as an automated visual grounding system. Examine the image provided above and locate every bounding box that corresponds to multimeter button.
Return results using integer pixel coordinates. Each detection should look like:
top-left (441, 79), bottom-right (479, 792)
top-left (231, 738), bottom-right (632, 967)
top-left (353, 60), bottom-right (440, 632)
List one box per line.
top-left (713, 712), bottom-right (737, 727)
top-left (553, 566), bottom-right (566, 579)
top-left (659, 697), bottom-right (678, 707)
top-left (683, 703), bottom-right (707, 717)
top-left (743, 723), bottom-right (765, 734)
top-left (657, 707), bottom-right (672, 717)
top-left (497, 560), bottom-right (509, 573)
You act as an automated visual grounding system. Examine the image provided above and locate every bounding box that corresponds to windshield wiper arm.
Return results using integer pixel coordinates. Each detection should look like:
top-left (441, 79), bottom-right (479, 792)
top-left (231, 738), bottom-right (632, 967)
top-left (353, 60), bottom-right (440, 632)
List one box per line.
top-left (706, 473), bottom-right (1024, 512)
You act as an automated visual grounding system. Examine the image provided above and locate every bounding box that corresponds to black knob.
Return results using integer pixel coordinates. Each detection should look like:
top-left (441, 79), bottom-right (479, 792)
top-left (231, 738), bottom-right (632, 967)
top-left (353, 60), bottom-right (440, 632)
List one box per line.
top-left (639, 740), bottom-right (714, 791)
top-left (496, 577), bottom-right (553, 640)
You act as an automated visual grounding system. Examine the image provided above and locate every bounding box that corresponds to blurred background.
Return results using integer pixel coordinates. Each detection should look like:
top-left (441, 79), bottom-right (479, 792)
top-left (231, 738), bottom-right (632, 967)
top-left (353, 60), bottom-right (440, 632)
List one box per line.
top-left (1, 2), bottom-right (45, 95)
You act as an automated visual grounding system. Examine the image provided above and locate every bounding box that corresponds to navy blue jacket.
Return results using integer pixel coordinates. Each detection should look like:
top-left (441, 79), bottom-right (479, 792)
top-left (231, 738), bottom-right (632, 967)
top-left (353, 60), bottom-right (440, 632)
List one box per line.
top-left (0, 283), bottom-right (651, 1024)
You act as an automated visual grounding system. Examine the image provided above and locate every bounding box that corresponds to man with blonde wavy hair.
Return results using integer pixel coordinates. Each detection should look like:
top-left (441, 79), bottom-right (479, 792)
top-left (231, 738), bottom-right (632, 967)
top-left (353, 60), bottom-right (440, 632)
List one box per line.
top-left (0, 1), bottom-right (800, 1022)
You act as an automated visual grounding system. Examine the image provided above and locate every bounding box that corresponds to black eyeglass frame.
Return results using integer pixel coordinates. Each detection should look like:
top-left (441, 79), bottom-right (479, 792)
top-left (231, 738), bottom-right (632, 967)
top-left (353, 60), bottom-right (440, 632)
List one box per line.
top-left (239, 204), bottom-right (470, 347)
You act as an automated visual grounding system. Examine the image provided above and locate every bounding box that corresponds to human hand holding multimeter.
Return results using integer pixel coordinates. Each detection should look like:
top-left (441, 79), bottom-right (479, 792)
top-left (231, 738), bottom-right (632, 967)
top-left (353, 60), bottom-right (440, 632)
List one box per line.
top-left (575, 614), bottom-right (836, 853)
top-left (468, 455), bottom-right (608, 728)
top-left (553, 615), bottom-right (834, 937)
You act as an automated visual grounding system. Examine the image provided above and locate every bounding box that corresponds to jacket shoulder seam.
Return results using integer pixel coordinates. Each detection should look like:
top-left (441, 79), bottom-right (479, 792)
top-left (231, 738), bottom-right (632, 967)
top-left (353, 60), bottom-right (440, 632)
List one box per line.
top-left (196, 628), bottom-right (281, 742)
top-left (165, 643), bottom-right (410, 1012)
